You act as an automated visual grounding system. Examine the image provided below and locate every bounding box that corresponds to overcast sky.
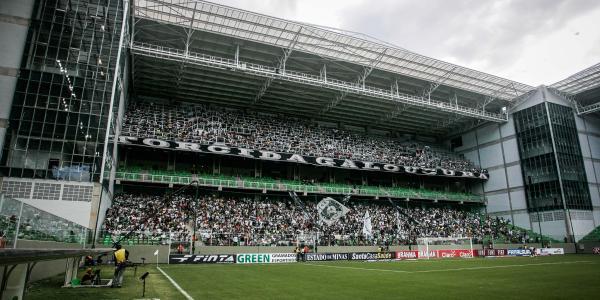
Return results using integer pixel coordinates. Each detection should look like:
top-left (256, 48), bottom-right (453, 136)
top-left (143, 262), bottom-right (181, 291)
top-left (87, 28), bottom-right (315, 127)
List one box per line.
top-left (210, 0), bottom-right (600, 86)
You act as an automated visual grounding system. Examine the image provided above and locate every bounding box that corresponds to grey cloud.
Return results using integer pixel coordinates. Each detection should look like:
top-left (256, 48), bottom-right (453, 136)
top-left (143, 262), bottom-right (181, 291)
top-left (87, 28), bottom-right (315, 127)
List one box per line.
top-left (210, 0), bottom-right (600, 84)
top-left (336, 0), bottom-right (600, 81)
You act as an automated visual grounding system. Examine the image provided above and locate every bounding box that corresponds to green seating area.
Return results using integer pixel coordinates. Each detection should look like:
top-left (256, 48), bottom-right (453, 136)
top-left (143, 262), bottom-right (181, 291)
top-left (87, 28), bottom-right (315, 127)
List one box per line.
top-left (115, 168), bottom-right (484, 203)
top-left (580, 225), bottom-right (600, 243)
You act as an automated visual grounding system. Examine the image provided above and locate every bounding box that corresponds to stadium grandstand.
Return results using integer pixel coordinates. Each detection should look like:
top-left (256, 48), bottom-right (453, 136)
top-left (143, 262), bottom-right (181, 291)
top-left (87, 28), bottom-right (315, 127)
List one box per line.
top-left (1, 0), bottom-right (600, 298)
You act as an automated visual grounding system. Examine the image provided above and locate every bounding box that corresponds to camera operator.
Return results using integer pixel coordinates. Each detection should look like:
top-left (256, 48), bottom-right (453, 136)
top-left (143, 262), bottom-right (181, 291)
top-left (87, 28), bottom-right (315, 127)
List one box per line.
top-left (111, 243), bottom-right (129, 288)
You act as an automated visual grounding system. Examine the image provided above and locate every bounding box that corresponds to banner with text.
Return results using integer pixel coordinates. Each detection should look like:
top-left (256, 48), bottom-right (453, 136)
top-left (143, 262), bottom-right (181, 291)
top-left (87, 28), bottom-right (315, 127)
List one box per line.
top-left (418, 249), bottom-right (476, 259)
top-left (305, 252), bottom-right (395, 261)
top-left (535, 248), bottom-right (564, 256)
top-left (349, 252), bottom-right (395, 261)
top-left (236, 253), bottom-right (297, 264)
top-left (118, 136), bottom-right (489, 180)
top-left (507, 249), bottom-right (532, 257)
top-left (169, 254), bottom-right (236, 264)
top-left (395, 250), bottom-right (419, 260)
top-left (477, 249), bottom-right (508, 257)
top-left (305, 253), bottom-right (350, 261)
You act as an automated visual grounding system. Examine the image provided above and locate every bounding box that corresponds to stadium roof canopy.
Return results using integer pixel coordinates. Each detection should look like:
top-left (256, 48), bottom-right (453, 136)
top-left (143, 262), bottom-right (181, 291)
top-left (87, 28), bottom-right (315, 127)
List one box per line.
top-left (129, 0), bottom-right (541, 136)
top-left (550, 62), bottom-right (600, 116)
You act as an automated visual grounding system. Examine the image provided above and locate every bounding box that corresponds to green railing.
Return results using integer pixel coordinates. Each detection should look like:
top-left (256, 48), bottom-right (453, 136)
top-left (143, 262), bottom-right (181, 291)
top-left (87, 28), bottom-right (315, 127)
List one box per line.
top-left (115, 171), bottom-right (484, 203)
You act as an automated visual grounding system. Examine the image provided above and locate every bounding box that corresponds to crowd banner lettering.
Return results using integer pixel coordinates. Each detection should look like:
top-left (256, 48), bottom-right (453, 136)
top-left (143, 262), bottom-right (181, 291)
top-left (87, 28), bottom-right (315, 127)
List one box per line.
top-left (118, 136), bottom-right (489, 180)
top-left (169, 254), bottom-right (236, 264)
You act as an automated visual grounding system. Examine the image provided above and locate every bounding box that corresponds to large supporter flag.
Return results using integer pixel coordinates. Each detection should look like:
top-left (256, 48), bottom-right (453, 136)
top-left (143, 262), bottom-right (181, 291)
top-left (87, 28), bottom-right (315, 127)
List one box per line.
top-left (317, 197), bottom-right (350, 225)
top-left (362, 211), bottom-right (373, 239)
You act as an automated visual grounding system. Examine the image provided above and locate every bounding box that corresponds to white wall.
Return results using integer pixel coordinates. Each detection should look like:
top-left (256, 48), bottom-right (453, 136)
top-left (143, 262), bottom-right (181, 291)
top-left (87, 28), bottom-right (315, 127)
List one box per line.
top-left (571, 219), bottom-right (596, 241)
top-left (513, 212), bottom-right (531, 230)
top-left (19, 197), bottom-right (92, 227)
top-left (479, 143), bottom-right (503, 169)
top-left (0, 177), bottom-right (95, 227)
top-left (534, 219), bottom-right (567, 241)
top-left (509, 190), bottom-right (527, 211)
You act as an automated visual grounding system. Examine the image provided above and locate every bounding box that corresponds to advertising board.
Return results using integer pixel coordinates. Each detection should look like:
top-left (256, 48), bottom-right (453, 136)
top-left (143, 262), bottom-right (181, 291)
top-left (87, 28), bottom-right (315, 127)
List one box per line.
top-left (507, 249), bottom-right (532, 256)
top-left (169, 254), bottom-right (236, 264)
top-left (477, 249), bottom-right (508, 257)
top-left (395, 250), bottom-right (418, 260)
top-left (536, 248), bottom-right (564, 256)
top-left (236, 253), bottom-right (297, 264)
top-left (305, 253), bottom-right (349, 261)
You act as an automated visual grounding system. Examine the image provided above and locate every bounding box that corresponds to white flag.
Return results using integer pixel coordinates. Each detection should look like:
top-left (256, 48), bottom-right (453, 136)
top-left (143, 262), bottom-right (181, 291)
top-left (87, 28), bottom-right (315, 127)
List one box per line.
top-left (317, 197), bottom-right (350, 225)
top-left (153, 249), bottom-right (159, 256)
top-left (362, 211), bottom-right (372, 239)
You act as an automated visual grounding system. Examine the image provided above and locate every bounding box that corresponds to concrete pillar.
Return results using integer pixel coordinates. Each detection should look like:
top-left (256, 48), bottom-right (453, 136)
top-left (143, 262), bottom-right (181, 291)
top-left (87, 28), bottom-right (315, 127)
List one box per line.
top-left (0, 0), bottom-right (35, 162)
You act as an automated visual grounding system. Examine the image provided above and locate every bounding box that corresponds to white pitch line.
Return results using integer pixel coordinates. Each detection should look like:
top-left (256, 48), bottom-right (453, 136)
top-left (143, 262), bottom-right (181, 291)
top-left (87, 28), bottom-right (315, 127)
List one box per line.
top-left (306, 260), bottom-right (592, 274)
top-left (156, 266), bottom-right (194, 300)
top-left (412, 260), bottom-right (592, 273)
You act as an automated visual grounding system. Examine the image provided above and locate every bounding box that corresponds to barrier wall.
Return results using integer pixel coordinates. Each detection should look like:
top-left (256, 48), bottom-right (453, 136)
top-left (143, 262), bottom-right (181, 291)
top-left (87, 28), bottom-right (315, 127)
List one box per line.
top-left (578, 242), bottom-right (600, 254)
top-left (124, 243), bottom-right (578, 263)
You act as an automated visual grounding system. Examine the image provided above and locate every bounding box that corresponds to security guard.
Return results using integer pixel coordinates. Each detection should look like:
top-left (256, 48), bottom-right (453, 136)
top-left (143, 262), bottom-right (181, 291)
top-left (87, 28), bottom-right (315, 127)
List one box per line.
top-left (111, 243), bottom-right (129, 287)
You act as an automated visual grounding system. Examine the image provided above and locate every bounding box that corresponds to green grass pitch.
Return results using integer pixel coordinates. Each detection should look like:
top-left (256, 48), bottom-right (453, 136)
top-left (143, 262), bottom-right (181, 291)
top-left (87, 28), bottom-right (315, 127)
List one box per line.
top-left (27, 255), bottom-right (600, 299)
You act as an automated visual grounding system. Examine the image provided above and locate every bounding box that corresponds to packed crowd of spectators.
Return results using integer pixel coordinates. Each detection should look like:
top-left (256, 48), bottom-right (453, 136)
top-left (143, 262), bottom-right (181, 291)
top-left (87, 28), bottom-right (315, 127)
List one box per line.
top-left (102, 193), bottom-right (529, 246)
top-left (121, 102), bottom-right (483, 173)
top-left (103, 194), bottom-right (191, 244)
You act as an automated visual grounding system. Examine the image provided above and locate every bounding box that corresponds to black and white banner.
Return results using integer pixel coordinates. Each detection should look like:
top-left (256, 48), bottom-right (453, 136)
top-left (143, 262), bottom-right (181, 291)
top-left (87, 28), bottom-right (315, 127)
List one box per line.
top-left (118, 136), bottom-right (489, 180)
top-left (169, 254), bottom-right (236, 264)
top-left (317, 197), bottom-right (349, 225)
top-left (349, 252), bottom-right (394, 261)
top-left (305, 253), bottom-right (350, 261)
top-left (305, 252), bottom-right (394, 261)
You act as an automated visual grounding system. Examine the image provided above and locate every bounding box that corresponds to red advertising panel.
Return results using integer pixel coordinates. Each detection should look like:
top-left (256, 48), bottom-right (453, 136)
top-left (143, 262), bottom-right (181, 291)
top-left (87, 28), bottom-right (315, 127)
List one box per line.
top-left (395, 250), bottom-right (419, 259)
top-left (415, 249), bottom-right (476, 259)
top-left (437, 249), bottom-right (475, 259)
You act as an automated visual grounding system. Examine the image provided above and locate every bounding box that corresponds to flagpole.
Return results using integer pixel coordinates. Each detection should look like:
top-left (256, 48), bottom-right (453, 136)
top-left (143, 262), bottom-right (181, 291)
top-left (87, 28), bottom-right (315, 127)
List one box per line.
top-left (154, 249), bottom-right (159, 267)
